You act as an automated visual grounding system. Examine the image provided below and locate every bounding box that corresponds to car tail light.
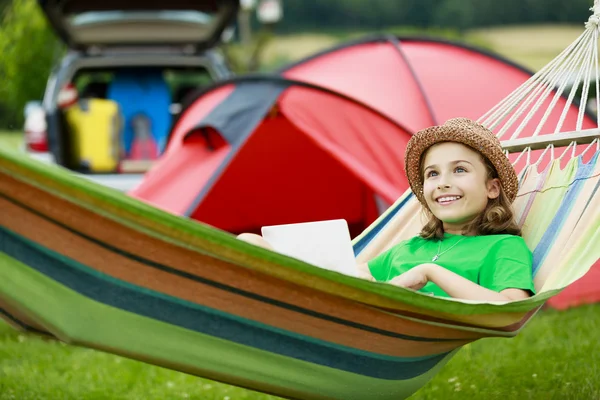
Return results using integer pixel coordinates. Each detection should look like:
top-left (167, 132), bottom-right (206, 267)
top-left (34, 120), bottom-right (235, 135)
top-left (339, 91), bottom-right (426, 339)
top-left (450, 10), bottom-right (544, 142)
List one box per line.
top-left (57, 83), bottom-right (78, 109)
top-left (24, 107), bottom-right (48, 152)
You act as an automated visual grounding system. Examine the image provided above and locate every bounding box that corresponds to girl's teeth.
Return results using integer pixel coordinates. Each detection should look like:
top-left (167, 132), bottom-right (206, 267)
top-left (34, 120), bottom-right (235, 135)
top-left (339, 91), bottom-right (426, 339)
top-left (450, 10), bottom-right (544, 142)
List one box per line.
top-left (438, 196), bottom-right (460, 203)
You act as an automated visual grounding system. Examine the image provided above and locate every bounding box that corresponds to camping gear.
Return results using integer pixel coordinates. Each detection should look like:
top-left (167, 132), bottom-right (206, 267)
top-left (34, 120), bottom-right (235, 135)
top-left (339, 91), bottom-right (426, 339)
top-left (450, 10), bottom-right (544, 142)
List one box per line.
top-left (2, 4), bottom-right (600, 399)
top-left (129, 116), bottom-right (160, 161)
top-left (132, 76), bottom-right (407, 238)
top-left (115, 116), bottom-right (160, 174)
top-left (64, 98), bottom-right (121, 173)
top-left (32, 0), bottom-right (237, 179)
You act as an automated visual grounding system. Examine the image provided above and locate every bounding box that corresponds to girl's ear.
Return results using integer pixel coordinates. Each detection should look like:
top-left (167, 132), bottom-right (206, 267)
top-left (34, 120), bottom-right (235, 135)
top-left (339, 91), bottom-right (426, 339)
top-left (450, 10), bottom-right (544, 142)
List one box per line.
top-left (487, 178), bottom-right (501, 199)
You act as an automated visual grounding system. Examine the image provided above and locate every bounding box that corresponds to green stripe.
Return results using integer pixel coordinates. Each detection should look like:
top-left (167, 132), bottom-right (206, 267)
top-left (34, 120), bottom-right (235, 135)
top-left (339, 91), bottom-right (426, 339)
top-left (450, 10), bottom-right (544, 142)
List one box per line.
top-left (0, 252), bottom-right (454, 400)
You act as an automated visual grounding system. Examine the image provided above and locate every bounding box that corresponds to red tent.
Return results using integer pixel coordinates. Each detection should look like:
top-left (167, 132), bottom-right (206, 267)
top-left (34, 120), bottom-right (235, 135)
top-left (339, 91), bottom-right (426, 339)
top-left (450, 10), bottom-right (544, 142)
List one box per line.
top-left (130, 75), bottom-right (410, 237)
top-left (278, 35), bottom-right (588, 135)
top-left (131, 34), bottom-right (590, 233)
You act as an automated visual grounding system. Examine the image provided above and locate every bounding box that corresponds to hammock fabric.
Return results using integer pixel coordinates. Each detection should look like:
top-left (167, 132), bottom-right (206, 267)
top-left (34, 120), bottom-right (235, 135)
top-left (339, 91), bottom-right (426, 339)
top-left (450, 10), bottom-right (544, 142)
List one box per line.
top-left (1, 139), bottom-right (600, 400)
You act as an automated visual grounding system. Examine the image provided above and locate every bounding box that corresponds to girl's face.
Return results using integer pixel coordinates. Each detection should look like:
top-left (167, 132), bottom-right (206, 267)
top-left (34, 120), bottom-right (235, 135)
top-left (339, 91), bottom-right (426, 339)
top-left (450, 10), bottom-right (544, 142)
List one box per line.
top-left (421, 142), bottom-right (500, 235)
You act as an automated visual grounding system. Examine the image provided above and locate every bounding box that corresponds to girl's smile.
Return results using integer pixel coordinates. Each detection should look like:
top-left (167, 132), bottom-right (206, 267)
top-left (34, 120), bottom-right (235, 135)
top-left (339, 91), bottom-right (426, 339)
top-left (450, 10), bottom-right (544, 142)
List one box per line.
top-left (435, 195), bottom-right (462, 205)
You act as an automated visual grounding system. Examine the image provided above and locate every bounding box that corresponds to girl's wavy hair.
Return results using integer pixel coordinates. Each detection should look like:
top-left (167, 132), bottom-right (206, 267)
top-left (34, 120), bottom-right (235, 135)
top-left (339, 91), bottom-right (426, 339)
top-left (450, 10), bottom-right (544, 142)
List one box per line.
top-left (419, 149), bottom-right (522, 240)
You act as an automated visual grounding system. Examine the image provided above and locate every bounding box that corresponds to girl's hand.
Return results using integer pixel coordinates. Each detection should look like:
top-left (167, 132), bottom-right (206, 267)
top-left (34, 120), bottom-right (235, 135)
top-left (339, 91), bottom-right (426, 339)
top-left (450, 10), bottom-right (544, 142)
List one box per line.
top-left (356, 263), bottom-right (375, 281)
top-left (357, 269), bottom-right (375, 281)
top-left (388, 265), bottom-right (430, 290)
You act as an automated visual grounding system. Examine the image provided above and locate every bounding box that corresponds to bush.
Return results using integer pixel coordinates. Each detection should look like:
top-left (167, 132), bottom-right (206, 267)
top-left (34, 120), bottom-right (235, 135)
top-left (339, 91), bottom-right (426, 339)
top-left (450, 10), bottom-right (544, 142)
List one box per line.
top-left (0, 0), bottom-right (62, 129)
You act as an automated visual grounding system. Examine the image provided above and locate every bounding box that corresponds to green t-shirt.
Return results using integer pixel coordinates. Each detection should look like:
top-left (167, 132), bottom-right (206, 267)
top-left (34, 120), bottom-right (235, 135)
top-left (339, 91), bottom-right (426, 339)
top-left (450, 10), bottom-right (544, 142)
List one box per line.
top-left (368, 233), bottom-right (535, 297)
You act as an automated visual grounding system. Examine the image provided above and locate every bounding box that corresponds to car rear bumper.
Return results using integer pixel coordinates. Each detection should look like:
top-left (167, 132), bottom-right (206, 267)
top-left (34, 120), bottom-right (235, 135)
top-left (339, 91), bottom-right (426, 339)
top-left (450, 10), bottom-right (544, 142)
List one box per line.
top-left (25, 150), bottom-right (143, 192)
top-left (78, 173), bottom-right (145, 192)
top-left (25, 150), bottom-right (55, 164)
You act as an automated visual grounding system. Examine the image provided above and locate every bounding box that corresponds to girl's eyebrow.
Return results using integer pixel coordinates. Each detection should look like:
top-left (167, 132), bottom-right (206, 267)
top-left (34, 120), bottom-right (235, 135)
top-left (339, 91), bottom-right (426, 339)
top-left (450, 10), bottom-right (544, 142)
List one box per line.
top-left (424, 160), bottom-right (473, 171)
top-left (454, 160), bottom-right (473, 166)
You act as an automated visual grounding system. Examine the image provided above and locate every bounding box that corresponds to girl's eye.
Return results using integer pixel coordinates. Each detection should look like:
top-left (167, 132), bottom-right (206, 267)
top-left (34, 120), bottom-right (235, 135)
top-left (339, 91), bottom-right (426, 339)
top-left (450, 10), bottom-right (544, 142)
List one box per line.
top-left (455, 166), bottom-right (467, 173)
top-left (426, 170), bottom-right (438, 178)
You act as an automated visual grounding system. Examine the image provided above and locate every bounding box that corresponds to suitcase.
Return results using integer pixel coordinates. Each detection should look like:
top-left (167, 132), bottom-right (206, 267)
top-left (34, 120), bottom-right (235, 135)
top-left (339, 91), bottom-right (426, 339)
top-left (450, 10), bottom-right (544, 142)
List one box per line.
top-left (65, 99), bottom-right (122, 173)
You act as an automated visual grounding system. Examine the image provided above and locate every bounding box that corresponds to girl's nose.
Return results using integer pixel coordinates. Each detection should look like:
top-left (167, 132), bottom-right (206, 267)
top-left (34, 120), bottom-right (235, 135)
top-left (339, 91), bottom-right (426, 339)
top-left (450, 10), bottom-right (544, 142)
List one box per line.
top-left (437, 183), bottom-right (451, 190)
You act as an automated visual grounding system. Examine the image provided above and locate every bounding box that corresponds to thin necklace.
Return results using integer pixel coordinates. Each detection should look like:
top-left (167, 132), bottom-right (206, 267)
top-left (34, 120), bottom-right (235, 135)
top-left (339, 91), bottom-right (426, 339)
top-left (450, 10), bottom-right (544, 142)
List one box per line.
top-left (431, 237), bottom-right (467, 262)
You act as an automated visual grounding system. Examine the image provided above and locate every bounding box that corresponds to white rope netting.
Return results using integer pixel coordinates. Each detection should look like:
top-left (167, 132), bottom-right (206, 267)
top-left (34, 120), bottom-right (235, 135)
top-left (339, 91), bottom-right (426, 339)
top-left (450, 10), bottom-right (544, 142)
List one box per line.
top-left (478, 0), bottom-right (600, 144)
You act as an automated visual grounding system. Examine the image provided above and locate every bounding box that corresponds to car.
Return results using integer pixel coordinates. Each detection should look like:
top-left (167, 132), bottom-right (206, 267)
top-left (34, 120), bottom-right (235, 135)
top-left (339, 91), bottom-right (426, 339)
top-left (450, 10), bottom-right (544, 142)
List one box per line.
top-left (24, 0), bottom-right (239, 191)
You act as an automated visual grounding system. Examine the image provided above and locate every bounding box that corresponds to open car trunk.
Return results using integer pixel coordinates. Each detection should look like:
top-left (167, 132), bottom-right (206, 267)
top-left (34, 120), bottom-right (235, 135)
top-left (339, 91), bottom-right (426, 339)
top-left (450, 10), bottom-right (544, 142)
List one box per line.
top-left (52, 64), bottom-right (215, 174)
top-left (38, 0), bottom-right (239, 52)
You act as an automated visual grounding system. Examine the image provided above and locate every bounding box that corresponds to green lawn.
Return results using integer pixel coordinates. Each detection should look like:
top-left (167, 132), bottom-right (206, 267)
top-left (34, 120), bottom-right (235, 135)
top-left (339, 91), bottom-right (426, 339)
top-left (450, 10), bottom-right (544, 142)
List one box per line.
top-left (0, 130), bottom-right (22, 151)
top-left (1, 304), bottom-right (599, 400)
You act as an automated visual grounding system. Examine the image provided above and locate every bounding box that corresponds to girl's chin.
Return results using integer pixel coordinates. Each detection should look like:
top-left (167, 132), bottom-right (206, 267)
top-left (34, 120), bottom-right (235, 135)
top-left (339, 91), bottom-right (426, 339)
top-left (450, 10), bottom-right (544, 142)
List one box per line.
top-left (436, 214), bottom-right (474, 225)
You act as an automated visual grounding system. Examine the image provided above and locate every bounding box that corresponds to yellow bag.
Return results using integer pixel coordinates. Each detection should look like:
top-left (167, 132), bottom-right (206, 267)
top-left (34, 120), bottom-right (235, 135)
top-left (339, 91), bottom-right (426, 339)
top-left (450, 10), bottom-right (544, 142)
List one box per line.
top-left (65, 99), bottom-right (121, 173)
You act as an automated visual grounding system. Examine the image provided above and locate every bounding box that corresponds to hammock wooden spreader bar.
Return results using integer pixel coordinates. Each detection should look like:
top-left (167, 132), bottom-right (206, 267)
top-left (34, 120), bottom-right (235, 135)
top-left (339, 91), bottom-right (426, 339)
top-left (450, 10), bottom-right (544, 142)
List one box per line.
top-left (502, 128), bottom-right (600, 153)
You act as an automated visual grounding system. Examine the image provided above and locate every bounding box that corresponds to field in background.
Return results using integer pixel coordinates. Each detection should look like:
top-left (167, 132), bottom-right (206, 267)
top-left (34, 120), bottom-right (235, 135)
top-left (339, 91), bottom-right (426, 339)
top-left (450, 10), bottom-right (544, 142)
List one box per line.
top-left (0, 131), bottom-right (21, 153)
top-left (261, 24), bottom-right (585, 71)
top-left (469, 25), bottom-right (585, 71)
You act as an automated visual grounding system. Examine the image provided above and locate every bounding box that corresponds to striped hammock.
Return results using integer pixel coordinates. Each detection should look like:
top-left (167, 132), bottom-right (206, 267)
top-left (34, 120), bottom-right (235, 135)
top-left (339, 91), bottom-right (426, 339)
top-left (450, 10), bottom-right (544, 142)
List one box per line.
top-left (2, 4), bottom-right (600, 400)
top-left (1, 137), bottom-right (599, 400)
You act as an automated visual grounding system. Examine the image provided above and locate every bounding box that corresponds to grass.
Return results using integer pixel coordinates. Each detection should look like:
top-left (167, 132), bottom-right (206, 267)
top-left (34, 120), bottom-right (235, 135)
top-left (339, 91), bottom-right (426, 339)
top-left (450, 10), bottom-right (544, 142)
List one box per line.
top-left (416, 304), bottom-right (600, 399)
top-left (0, 304), bottom-right (599, 399)
top-left (0, 130), bottom-right (22, 151)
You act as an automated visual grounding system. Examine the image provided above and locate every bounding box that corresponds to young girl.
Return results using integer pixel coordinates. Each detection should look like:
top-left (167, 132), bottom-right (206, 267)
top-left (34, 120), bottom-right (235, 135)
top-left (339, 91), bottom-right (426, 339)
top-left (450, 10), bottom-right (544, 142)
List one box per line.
top-left (239, 118), bottom-right (535, 302)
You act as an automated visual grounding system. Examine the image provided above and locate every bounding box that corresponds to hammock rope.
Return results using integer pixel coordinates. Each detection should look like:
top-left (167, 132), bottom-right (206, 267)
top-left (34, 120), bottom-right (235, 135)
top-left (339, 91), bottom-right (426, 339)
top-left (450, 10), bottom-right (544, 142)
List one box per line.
top-left (480, 0), bottom-right (600, 141)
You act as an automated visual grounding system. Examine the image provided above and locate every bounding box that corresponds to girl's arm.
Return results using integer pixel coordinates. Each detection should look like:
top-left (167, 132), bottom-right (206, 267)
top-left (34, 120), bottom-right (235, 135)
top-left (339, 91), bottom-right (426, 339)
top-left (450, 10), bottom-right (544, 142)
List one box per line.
top-left (390, 263), bottom-right (531, 302)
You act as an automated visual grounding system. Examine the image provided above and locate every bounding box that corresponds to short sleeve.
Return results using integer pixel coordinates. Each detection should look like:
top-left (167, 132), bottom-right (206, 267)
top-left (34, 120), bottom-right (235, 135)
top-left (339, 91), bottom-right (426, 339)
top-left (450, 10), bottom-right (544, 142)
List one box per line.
top-left (368, 241), bottom-right (409, 282)
top-left (480, 236), bottom-right (536, 295)
top-left (368, 248), bottom-right (393, 282)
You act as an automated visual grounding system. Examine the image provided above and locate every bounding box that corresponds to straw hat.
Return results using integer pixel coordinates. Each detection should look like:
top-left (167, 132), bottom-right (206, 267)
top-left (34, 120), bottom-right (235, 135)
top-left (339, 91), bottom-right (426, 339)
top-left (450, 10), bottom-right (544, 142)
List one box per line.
top-left (404, 117), bottom-right (519, 205)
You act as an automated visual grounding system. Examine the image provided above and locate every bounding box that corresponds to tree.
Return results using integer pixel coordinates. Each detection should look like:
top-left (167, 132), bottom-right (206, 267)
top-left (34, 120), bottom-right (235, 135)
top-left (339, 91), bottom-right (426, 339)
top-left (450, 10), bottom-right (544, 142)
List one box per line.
top-left (433, 0), bottom-right (475, 33)
top-left (0, 0), bottom-right (61, 129)
top-left (0, 0), bottom-right (12, 15)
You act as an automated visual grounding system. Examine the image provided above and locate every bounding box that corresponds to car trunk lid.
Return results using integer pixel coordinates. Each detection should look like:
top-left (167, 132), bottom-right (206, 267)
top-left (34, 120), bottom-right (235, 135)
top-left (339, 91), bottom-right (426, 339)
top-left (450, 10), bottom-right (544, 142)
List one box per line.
top-left (38, 0), bottom-right (239, 52)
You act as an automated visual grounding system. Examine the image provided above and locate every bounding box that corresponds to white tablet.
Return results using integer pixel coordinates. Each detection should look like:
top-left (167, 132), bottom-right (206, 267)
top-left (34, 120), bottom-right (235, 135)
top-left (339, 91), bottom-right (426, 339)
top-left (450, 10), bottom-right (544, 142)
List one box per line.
top-left (261, 219), bottom-right (357, 277)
